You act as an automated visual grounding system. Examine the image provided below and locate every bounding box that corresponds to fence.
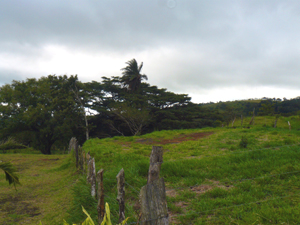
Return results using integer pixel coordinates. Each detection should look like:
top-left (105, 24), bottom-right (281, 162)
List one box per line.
top-left (69, 138), bottom-right (169, 225)
top-left (69, 137), bottom-right (300, 224)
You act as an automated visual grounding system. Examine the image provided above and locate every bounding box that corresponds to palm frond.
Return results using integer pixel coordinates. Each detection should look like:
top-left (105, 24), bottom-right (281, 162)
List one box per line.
top-left (121, 59), bottom-right (147, 92)
top-left (138, 62), bottom-right (143, 73)
top-left (0, 161), bottom-right (21, 189)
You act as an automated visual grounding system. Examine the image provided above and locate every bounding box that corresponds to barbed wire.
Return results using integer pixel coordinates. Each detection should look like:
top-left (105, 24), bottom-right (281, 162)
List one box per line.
top-left (125, 181), bottom-right (140, 195)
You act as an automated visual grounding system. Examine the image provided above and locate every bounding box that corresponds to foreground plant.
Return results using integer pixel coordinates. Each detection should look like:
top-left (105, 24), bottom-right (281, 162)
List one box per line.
top-left (0, 161), bottom-right (20, 189)
top-left (40, 203), bottom-right (128, 225)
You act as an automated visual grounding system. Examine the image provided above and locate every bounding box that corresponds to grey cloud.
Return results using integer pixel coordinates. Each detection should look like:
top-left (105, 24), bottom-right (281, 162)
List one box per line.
top-left (1, 0), bottom-right (300, 100)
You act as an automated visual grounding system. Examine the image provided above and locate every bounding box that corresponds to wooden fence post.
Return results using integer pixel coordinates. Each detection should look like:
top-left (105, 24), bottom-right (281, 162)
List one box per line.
top-left (147, 146), bottom-right (163, 184)
top-left (116, 168), bottom-right (125, 224)
top-left (249, 108), bottom-right (255, 125)
top-left (68, 137), bottom-right (77, 154)
top-left (232, 116), bottom-right (236, 127)
top-left (97, 169), bottom-right (105, 225)
top-left (82, 151), bottom-right (86, 173)
top-left (74, 142), bottom-right (79, 168)
top-left (78, 145), bottom-right (84, 172)
top-left (139, 146), bottom-right (169, 225)
top-left (87, 157), bottom-right (96, 198)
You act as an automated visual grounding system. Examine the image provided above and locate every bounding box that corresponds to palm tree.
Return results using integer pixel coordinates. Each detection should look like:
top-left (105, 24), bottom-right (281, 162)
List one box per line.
top-left (0, 161), bottom-right (20, 189)
top-left (121, 59), bottom-right (148, 92)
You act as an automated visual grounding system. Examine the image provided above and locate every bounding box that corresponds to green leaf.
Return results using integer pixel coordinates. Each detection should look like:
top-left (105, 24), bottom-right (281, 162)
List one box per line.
top-left (0, 161), bottom-right (21, 189)
top-left (81, 206), bottom-right (95, 225)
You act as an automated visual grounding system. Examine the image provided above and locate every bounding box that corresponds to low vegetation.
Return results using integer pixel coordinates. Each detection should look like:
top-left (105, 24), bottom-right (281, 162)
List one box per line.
top-left (0, 115), bottom-right (299, 224)
top-left (0, 153), bottom-right (76, 225)
top-left (73, 115), bottom-right (300, 224)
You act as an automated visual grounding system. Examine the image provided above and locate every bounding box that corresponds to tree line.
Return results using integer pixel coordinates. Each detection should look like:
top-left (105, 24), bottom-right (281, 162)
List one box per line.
top-left (0, 59), bottom-right (221, 154)
top-left (1, 59), bottom-right (299, 154)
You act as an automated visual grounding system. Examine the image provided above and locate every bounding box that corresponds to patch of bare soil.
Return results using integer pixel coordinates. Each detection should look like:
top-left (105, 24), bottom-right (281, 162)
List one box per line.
top-left (0, 195), bottom-right (40, 224)
top-left (136, 132), bottom-right (214, 145)
top-left (166, 189), bottom-right (178, 198)
top-left (166, 189), bottom-right (189, 224)
top-left (190, 180), bottom-right (233, 195)
top-left (168, 200), bottom-right (190, 224)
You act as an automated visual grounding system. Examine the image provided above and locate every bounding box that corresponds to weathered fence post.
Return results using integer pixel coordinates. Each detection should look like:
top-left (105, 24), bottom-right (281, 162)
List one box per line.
top-left (116, 168), bottom-right (125, 224)
top-left (78, 145), bottom-right (84, 171)
top-left (74, 143), bottom-right (79, 168)
top-left (274, 115), bottom-right (280, 128)
top-left (147, 146), bottom-right (163, 184)
top-left (139, 146), bottom-right (169, 225)
top-left (97, 169), bottom-right (105, 225)
top-left (68, 137), bottom-right (77, 154)
top-left (249, 108), bottom-right (255, 125)
top-left (87, 157), bottom-right (96, 198)
top-left (231, 116), bottom-right (236, 127)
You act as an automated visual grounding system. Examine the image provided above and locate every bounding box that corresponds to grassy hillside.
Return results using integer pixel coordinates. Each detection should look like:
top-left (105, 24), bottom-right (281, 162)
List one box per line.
top-left (79, 115), bottom-right (300, 224)
top-left (0, 154), bottom-right (76, 225)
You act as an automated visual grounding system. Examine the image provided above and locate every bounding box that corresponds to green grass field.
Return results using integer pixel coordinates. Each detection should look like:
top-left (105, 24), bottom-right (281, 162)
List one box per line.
top-left (1, 115), bottom-right (300, 224)
top-left (0, 154), bottom-right (76, 225)
top-left (78, 115), bottom-right (300, 224)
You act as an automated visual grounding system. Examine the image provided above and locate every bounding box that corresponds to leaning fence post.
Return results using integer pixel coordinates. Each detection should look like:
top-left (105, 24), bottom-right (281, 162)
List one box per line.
top-left (97, 169), bottom-right (105, 225)
top-left (288, 121), bottom-right (291, 130)
top-left (116, 168), bottom-right (125, 224)
top-left (139, 146), bottom-right (169, 225)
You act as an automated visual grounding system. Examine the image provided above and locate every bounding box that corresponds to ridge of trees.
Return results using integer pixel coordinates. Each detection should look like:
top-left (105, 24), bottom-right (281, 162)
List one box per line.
top-left (202, 97), bottom-right (300, 118)
top-left (0, 59), bottom-right (299, 154)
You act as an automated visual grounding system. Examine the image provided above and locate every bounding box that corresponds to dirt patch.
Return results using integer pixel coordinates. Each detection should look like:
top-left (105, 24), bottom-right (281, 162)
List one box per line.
top-left (168, 201), bottom-right (189, 224)
top-left (0, 195), bottom-right (40, 224)
top-left (39, 158), bottom-right (59, 161)
top-left (166, 189), bottom-right (178, 198)
top-left (135, 132), bottom-right (214, 145)
top-left (190, 180), bottom-right (233, 195)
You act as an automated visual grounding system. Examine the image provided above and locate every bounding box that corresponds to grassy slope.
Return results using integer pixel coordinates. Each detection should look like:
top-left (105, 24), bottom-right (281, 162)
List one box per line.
top-left (81, 115), bottom-right (300, 224)
top-left (0, 154), bottom-right (76, 225)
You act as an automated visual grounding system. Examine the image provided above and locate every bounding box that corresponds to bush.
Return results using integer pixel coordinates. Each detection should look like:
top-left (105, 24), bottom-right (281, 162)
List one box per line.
top-left (239, 136), bottom-right (248, 148)
top-left (0, 138), bottom-right (27, 152)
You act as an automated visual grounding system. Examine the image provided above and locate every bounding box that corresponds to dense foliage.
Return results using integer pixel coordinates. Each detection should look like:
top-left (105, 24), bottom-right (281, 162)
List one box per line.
top-left (0, 59), bottom-right (299, 154)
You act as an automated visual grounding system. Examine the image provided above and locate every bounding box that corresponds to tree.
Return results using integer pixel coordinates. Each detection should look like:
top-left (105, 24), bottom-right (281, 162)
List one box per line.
top-left (0, 75), bottom-right (84, 154)
top-left (121, 59), bottom-right (148, 92)
top-left (259, 100), bottom-right (275, 116)
top-left (70, 79), bottom-right (94, 141)
top-left (110, 102), bottom-right (150, 136)
top-left (0, 161), bottom-right (20, 188)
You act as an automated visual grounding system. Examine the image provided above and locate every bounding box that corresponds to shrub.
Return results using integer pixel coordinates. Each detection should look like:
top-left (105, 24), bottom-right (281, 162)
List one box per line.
top-left (239, 136), bottom-right (248, 148)
top-left (0, 137), bottom-right (27, 151)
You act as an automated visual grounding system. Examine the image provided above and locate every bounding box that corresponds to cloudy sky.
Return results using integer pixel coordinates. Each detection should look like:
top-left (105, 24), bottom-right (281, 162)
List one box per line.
top-left (0, 0), bottom-right (299, 103)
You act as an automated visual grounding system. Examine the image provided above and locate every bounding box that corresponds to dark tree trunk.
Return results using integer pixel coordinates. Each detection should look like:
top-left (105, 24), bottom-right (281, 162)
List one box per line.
top-left (41, 135), bottom-right (55, 155)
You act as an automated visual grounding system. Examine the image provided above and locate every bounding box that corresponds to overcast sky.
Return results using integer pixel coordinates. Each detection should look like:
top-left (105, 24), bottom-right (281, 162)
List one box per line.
top-left (0, 0), bottom-right (299, 103)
